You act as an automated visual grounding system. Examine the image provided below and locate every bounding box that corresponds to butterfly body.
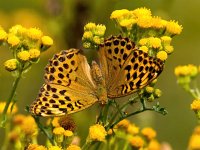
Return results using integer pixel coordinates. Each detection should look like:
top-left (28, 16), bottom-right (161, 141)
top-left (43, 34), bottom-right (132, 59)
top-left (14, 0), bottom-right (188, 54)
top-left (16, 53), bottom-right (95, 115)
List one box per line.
top-left (30, 35), bottom-right (164, 117)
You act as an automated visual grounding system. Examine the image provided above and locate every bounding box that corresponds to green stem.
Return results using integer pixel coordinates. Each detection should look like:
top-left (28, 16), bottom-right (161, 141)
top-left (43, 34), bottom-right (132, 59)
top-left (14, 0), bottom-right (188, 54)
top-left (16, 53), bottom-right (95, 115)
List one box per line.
top-left (108, 108), bottom-right (154, 129)
top-left (0, 71), bottom-right (22, 127)
top-left (33, 117), bottom-right (55, 145)
top-left (1, 117), bottom-right (11, 150)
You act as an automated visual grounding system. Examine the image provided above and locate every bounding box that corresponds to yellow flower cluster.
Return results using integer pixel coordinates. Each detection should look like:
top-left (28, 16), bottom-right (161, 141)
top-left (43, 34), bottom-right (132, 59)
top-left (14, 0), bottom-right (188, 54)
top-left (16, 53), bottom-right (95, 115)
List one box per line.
top-left (175, 64), bottom-right (198, 77)
top-left (88, 124), bottom-right (107, 142)
top-left (188, 126), bottom-right (200, 150)
top-left (51, 116), bottom-right (75, 146)
top-left (108, 119), bottom-right (160, 149)
top-left (138, 35), bottom-right (175, 60)
top-left (110, 7), bottom-right (182, 61)
top-left (2, 24), bottom-right (53, 72)
top-left (110, 7), bottom-right (182, 35)
top-left (82, 22), bottom-right (106, 49)
top-left (27, 144), bottom-right (79, 150)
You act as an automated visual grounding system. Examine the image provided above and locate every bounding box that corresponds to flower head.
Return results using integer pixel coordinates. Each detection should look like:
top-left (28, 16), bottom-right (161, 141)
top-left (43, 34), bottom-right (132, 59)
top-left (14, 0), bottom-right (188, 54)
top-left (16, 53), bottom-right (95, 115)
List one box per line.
top-left (0, 29), bottom-right (7, 41)
top-left (64, 130), bottom-right (73, 137)
top-left (188, 134), bottom-right (200, 150)
top-left (148, 37), bottom-right (161, 49)
top-left (132, 7), bottom-right (152, 18)
top-left (27, 144), bottom-right (47, 150)
top-left (145, 86), bottom-right (154, 94)
top-left (66, 145), bottom-right (81, 150)
top-left (21, 116), bottom-right (38, 136)
top-left (174, 64), bottom-right (198, 77)
top-left (29, 48), bottom-right (40, 59)
top-left (88, 124), bottom-right (107, 142)
top-left (84, 22), bottom-right (96, 30)
top-left (151, 16), bottom-right (164, 29)
top-left (148, 139), bottom-right (161, 150)
top-left (52, 117), bottom-right (60, 127)
top-left (161, 36), bottom-right (172, 45)
top-left (13, 114), bottom-right (26, 125)
top-left (191, 99), bottom-right (200, 111)
top-left (139, 38), bottom-right (148, 46)
top-left (41, 36), bottom-right (53, 46)
top-left (164, 45), bottom-right (174, 54)
top-left (53, 127), bottom-right (65, 135)
top-left (139, 46), bottom-right (148, 53)
top-left (110, 9), bottom-right (130, 19)
top-left (156, 51), bottom-right (168, 61)
top-left (4, 59), bottom-right (18, 71)
top-left (154, 89), bottom-right (162, 98)
top-left (127, 124), bottom-right (139, 135)
top-left (58, 115), bottom-right (76, 132)
top-left (137, 16), bottom-right (152, 28)
top-left (7, 35), bottom-right (20, 47)
top-left (17, 51), bottom-right (30, 61)
top-left (141, 127), bottom-right (157, 140)
top-left (166, 20), bottom-right (183, 35)
top-left (116, 119), bottom-right (130, 129)
top-left (27, 27), bottom-right (43, 40)
top-left (129, 135), bottom-right (144, 148)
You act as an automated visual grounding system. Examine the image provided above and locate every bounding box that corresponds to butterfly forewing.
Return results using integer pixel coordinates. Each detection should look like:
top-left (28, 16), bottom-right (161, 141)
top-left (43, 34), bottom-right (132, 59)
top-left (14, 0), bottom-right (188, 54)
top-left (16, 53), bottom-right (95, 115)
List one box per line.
top-left (98, 35), bottom-right (164, 98)
top-left (30, 49), bottom-right (98, 116)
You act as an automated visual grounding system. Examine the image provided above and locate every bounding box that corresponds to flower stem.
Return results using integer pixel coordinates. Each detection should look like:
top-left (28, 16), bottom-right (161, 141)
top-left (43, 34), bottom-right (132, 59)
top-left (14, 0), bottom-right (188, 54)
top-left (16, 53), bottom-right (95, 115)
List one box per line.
top-left (0, 71), bottom-right (22, 127)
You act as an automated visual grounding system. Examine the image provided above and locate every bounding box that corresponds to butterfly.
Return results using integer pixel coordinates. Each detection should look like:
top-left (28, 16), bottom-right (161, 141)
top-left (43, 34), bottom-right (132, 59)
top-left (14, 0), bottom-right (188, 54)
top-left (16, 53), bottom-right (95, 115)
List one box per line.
top-left (30, 35), bottom-right (164, 116)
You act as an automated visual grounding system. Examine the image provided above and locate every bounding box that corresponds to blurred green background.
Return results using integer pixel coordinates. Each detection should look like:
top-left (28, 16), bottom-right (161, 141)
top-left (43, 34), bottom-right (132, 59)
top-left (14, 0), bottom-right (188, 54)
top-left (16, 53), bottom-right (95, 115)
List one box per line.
top-left (0, 0), bottom-right (200, 149)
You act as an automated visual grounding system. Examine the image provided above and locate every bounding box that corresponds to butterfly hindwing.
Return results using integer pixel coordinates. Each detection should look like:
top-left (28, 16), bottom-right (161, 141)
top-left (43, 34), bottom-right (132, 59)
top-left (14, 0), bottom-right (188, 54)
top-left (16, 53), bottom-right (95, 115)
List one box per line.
top-left (30, 49), bottom-right (98, 116)
top-left (98, 35), bottom-right (164, 98)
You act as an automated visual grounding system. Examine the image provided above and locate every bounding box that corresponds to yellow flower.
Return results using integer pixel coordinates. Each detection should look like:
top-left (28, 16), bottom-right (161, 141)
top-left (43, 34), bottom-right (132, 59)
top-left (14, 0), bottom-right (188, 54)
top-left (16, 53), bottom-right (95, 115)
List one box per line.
top-left (156, 51), bottom-right (168, 61)
top-left (94, 24), bottom-right (106, 36)
top-left (116, 119), bottom-right (130, 129)
top-left (52, 117), bottom-right (60, 127)
top-left (194, 126), bottom-right (200, 135)
top-left (48, 146), bottom-right (62, 150)
top-left (174, 65), bottom-right (198, 77)
top-left (139, 38), bottom-right (148, 46)
top-left (7, 35), bottom-right (20, 47)
top-left (119, 19), bottom-right (136, 29)
top-left (9, 25), bottom-right (27, 35)
top-left (148, 37), bottom-right (161, 49)
top-left (93, 36), bottom-right (101, 44)
top-left (82, 31), bottom-right (93, 40)
top-left (64, 130), bottom-right (73, 137)
top-left (88, 124), bottom-right (107, 142)
top-left (29, 48), bottom-right (40, 59)
top-left (66, 145), bottom-right (81, 150)
top-left (154, 89), bottom-right (162, 98)
top-left (13, 114), bottom-right (26, 125)
top-left (166, 20), bottom-right (183, 35)
top-left (41, 36), bottom-right (53, 46)
top-left (83, 42), bottom-right (91, 49)
top-left (141, 127), bottom-right (156, 140)
top-left (164, 45), bottom-right (174, 54)
top-left (0, 102), bottom-right (18, 114)
top-left (0, 29), bottom-right (7, 41)
top-left (132, 7), bottom-right (152, 18)
top-left (110, 9), bottom-right (130, 19)
top-left (21, 116), bottom-right (38, 136)
top-left (139, 46), bottom-right (148, 53)
top-left (53, 127), bottom-right (65, 135)
top-left (188, 134), bottom-right (200, 150)
top-left (148, 139), bottom-right (161, 150)
top-left (129, 135), bottom-right (144, 148)
top-left (161, 36), bottom-right (172, 45)
top-left (4, 59), bottom-right (18, 71)
top-left (151, 16), bottom-right (164, 29)
top-left (145, 86), bottom-right (154, 94)
top-left (84, 22), bottom-right (96, 30)
top-left (27, 144), bottom-right (47, 150)
top-left (137, 16), bottom-right (152, 28)
top-left (127, 124), bottom-right (139, 135)
top-left (191, 99), bottom-right (200, 111)
top-left (27, 27), bottom-right (43, 40)
top-left (17, 51), bottom-right (30, 61)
